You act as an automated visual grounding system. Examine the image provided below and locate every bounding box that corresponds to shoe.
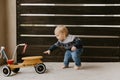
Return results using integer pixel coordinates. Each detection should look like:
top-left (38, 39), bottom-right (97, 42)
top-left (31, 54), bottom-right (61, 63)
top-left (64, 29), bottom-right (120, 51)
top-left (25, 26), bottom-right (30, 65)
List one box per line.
top-left (62, 66), bottom-right (69, 69)
top-left (74, 65), bottom-right (81, 70)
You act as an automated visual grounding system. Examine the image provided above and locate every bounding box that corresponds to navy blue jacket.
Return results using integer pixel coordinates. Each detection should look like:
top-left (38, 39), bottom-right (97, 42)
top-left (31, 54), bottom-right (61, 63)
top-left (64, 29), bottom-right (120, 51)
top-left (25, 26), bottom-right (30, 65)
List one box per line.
top-left (49, 35), bottom-right (83, 51)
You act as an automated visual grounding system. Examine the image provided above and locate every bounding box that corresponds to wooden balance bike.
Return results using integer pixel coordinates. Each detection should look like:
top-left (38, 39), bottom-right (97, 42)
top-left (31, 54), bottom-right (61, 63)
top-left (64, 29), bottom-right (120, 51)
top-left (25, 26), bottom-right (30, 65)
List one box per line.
top-left (0, 44), bottom-right (46, 77)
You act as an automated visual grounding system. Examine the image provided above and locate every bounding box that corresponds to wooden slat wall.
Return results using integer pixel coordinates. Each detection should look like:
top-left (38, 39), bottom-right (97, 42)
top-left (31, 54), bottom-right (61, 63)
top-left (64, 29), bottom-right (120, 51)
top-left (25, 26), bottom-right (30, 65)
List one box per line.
top-left (17, 0), bottom-right (120, 62)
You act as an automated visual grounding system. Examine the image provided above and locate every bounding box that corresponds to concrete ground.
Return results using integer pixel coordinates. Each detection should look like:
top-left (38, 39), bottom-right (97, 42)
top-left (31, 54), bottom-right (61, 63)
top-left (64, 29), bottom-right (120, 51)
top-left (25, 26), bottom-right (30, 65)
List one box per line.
top-left (0, 62), bottom-right (120, 80)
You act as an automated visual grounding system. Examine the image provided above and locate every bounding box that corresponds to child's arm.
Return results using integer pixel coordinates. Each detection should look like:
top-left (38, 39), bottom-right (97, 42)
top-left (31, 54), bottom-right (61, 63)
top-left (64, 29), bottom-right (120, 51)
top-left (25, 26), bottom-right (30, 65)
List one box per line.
top-left (44, 41), bottom-right (60, 55)
top-left (73, 37), bottom-right (83, 49)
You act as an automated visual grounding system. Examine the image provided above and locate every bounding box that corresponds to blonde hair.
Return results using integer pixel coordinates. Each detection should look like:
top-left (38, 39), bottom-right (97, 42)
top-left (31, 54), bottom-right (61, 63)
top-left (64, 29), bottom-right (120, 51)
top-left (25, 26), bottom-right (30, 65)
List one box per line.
top-left (54, 25), bottom-right (69, 36)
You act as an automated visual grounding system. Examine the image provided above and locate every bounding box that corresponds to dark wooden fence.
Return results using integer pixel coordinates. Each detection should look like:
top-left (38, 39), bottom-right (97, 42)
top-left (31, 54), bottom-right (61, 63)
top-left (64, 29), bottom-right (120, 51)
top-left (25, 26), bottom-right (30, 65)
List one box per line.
top-left (17, 0), bottom-right (120, 62)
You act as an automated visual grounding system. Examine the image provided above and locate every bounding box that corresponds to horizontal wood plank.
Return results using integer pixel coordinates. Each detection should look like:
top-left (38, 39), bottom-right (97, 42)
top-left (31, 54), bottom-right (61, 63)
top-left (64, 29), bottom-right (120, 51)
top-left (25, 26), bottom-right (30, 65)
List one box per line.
top-left (19, 37), bottom-right (119, 46)
top-left (18, 45), bottom-right (119, 56)
top-left (17, 45), bottom-right (119, 62)
top-left (19, 6), bottom-right (120, 14)
top-left (19, 16), bottom-right (120, 25)
top-left (19, 27), bottom-right (120, 36)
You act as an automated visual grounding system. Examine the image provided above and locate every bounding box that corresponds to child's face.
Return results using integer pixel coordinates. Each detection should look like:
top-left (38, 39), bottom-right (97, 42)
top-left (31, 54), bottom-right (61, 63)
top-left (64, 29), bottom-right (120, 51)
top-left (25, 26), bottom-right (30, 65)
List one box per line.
top-left (55, 32), bottom-right (66, 41)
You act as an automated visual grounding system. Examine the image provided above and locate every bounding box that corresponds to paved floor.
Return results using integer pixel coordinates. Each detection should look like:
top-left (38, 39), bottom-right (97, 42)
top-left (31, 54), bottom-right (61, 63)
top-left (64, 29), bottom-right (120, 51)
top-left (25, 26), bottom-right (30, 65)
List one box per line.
top-left (0, 62), bottom-right (120, 80)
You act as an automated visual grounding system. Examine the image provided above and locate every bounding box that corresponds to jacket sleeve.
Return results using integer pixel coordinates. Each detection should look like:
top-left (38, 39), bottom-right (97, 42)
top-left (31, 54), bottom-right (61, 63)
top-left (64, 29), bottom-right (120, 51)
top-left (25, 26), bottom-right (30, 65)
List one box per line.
top-left (73, 37), bottom-right (83, 49)
top-left (48, 41), bottom-right (61, 51)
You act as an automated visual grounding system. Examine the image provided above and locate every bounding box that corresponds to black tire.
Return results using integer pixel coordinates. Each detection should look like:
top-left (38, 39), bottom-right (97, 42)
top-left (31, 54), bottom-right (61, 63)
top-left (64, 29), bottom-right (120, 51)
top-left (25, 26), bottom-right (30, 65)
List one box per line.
top-left (2, 66), bottom-right (11, 77)
top-left (34, 63), bottom-right (46, 74)
top-left (12, 68), bottom-right (20, 73)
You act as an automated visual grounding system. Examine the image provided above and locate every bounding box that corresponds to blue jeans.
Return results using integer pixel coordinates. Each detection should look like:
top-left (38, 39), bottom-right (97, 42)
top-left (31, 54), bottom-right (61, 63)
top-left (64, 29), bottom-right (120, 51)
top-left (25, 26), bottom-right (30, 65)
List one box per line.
top-left (64, 49), bottom-right (82, 67)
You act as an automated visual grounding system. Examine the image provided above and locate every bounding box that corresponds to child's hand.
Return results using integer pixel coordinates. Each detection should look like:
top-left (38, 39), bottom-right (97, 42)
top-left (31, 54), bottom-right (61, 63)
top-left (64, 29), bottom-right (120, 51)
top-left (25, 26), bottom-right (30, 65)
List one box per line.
top-left (43, 50), bottom-right (51, 55)
top-left (71, 46), bottom-right (77, 51)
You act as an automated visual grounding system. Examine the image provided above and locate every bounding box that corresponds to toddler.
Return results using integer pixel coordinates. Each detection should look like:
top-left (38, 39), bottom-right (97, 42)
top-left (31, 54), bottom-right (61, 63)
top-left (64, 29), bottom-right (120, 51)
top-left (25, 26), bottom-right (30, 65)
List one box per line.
top-left (44, 25), bottom-right (83, 70)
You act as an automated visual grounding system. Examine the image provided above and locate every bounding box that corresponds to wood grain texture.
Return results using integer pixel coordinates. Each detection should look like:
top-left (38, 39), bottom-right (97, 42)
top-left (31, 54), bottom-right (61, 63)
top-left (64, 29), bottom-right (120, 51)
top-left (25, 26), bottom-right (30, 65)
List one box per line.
top-left (17, 0), bottom-right (120, 62)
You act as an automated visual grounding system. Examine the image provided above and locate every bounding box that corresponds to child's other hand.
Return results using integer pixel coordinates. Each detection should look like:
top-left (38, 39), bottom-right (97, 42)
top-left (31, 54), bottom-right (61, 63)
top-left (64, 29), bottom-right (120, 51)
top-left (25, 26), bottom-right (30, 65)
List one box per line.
top-left (71, 46), bottom-right (77, 51)
top-left (43, 50), bottom-right (51, 55)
